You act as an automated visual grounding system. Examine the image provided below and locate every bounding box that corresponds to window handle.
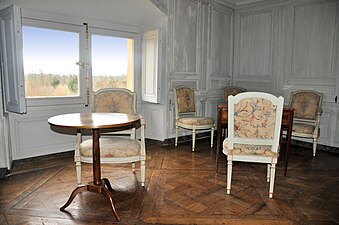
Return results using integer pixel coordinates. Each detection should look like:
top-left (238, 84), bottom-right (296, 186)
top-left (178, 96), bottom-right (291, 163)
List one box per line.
top-left (75, 61), bottom-right (84, 68)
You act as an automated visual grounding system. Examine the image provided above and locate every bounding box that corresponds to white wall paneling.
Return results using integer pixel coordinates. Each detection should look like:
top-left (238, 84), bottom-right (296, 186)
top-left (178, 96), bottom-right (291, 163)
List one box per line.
top-left (282, 0), bottom-right (339, 147)
top-left (289, 0), bottom-right (337, 87)
top-left (233, 0), bottom-right (339, 148)
top-left (318, 108), bottom-right (332, 145)
top-left (335, 110), bottom-right (339, 145)
top-left (208, 3), bottom-right (234, 95)
top-left (9, 105), bottom-right (89, 160)
top-left (140, 105), bottom-right (167, 141)
top-left (234, 7), bottom-right (275, 92)
top-left (170, 0), bottom-right (199, 75)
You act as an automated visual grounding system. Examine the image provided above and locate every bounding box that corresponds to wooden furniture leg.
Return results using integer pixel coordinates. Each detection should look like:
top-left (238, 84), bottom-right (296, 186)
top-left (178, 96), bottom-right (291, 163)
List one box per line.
top-left (60, 129), bottom-right (120, 221)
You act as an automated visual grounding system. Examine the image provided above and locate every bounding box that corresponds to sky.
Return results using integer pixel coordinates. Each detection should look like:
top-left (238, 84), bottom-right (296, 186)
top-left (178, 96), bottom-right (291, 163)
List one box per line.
top-left (22, 26), bottom-right (128, 76)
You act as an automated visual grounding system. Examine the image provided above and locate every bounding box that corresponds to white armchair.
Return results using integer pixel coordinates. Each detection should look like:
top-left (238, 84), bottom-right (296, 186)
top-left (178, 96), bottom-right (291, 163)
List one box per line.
top-left (74, 88), bottom-right (146, 186)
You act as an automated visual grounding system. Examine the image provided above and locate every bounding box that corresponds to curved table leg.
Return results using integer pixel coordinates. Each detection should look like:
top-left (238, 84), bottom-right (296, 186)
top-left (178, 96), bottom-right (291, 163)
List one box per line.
top-left (102, 186), bottom-right (121, 221)
top-left (102, 178), bottom-right (114, 192)
top-left (60, 185), bottom-right (87, 211)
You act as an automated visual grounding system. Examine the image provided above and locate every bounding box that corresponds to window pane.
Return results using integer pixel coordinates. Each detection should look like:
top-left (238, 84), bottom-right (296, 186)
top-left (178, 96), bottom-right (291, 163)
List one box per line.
top-left (92, 35), bottom-right (133, 92)
top-left (23, 26), bottom-right (79, 97)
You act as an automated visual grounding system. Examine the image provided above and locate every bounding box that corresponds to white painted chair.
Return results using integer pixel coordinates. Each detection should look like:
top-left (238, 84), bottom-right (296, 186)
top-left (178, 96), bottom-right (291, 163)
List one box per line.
top-left (74, 88), bottom-right (146, 186)
top-left (174, 86), bottom-right (215, 151)
top-left (289, 90), bottom-right (323, 157)
top-left (223, 92), bottom-right (284, 198)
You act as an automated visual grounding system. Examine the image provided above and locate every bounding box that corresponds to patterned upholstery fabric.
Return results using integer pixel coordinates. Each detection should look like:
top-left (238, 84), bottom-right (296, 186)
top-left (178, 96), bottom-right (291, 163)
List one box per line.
top-left (293, 122), bottom-right (315, 134)
top-left (290, 92), bottom-right (321, 120)
top-left (234, 98), bottom-right (277, 139)
top-left (223, 87), bottom-right (246, 103)
top-left (80, 137), bottom-right (140, 158)
top-left (175, 87), bottom-right (195, 113)
top-left (178, 117), bottom-right (215, 126)
top-left (93, 91), bottom-right (135, 114)
top-left (223, 139), bottom-right (278, 157)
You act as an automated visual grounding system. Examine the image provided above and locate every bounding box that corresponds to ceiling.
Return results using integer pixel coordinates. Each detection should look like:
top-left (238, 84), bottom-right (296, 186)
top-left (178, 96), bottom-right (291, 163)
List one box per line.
top-left (1, 0), bottom-right (165, 27)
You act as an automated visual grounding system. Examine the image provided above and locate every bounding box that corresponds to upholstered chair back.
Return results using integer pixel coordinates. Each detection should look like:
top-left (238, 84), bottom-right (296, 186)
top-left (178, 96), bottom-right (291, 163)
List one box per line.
top-left (92, 88), bottom-right (136, 114)
top-left (175, 86), bottom-right (196, 116)
top-left (290, 91), bottom-right (323, 121)
top-left (223, 86), bottom-right (247, 103)
top-left (233, 98), bottom-right (277, 140)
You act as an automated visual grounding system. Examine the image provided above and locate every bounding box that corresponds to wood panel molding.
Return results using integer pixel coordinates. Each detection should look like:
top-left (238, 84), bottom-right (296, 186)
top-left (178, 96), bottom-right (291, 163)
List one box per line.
top-left (289, 0), bottom-right (337, 85)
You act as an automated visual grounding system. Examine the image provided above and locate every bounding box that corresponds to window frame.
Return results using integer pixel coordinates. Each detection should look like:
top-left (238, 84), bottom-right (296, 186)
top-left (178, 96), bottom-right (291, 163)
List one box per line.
top-left (88, 26), bottom-right (139, 93)
top-left (22, 18), bottom-right (87, 107)
top-left (0, 4), bottom-right (26, 114)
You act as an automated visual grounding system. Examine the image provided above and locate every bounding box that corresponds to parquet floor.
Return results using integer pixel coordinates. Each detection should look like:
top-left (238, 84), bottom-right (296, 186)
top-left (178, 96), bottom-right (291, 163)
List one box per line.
top-left (0, 140), bottom-right (339, 225)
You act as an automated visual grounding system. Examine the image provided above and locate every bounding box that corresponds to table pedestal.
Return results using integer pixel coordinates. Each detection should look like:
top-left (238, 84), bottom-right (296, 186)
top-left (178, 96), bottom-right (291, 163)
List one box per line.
top-left (59, 129), bottom-right (120, 221)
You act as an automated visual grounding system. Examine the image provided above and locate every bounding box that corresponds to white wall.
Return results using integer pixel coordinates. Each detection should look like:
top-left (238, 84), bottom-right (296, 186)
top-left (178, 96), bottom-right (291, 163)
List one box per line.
top-left (233, 0), bottom-right (339, 147)
top-left (1, 0), bottom-right (338, 169)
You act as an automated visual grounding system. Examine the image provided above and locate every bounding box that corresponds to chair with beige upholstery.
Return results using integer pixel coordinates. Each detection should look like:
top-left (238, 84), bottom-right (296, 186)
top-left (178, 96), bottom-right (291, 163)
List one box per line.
top-left (174, 86), bottom-right (215, 151)
top-left (289, 90), bottom-right (323, 157)
top-left (223, 92), bottom-right (284, 198)
top-left (223, 86), bottom-right (247, 103)
top-left (74, 88), bottom-right (146, 186)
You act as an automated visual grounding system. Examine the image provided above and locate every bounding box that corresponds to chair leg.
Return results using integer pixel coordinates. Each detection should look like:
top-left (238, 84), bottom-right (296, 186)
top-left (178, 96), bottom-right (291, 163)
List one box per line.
top-left (266, 164), bottom-right (271, 182)
top-left (132, 162), bottom-right (136, 173)
top-left (192, 129), bottom-right (196, 151)
top-left (269, 163), bottom-right (276, 198)
top-left (140, 160), bottom-right (145, 187)
top-left (227, 159), bottom-right (232, 194)
top-left (175, 126), bottom-right (179, 147)
top-left (313, 138), bottom-right (317, 157)
top-left (210, 127), bottom-right (214, 148)
top-left (75, 160), bottom-right (82, 185)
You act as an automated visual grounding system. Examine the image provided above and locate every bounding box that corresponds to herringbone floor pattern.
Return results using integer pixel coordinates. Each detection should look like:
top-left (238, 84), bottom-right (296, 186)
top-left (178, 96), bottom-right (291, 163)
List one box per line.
top-left (0, 140), bottom-right (339, 225)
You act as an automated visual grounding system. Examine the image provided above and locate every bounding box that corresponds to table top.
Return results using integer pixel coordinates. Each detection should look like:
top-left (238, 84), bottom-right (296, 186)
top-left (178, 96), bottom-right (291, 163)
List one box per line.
top-left (48, 113), bottom-right (141, 129)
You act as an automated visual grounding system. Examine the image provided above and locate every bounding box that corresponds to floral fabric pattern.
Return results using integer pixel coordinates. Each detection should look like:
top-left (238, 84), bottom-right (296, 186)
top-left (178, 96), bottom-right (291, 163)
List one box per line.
top-left (80, 137), bottom-right (141, 158)
top-left (290, 92), bottom-right (321, 120)
top-left (176, 87), bottom-right (195, 113)
top-left (93, 91), bottom-right (135, 114)
top-left (223, 138), bottom-right (278, 157)
top-left (234, 98), bottom-right (277, 139)
top-left (178, 116), bottom-right (214, 126)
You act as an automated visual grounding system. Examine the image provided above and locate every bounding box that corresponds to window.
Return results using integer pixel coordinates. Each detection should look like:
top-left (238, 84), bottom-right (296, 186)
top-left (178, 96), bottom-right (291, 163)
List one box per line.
top-left (0, 5), bottom-right (140, 111)
top-left (23, 26), bottom-right (80, 97)
top-left (91, 34), bottom-right (134, 91)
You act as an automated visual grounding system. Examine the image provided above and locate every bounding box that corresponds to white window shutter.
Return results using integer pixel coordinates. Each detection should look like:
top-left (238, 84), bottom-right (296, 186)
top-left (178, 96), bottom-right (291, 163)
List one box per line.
top-left (142, 29), bottom-right (160, 103)
top-left (0, 4), bottom-right (27, 114)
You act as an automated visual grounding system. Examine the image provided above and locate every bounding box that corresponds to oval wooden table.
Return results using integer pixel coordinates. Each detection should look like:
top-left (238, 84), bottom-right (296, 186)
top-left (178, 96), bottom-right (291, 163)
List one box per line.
top-left (48, 112), bottom-right (141, 221)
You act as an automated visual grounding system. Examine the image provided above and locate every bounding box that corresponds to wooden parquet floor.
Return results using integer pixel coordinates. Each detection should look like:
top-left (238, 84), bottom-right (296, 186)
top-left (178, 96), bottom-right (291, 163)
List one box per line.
top-left (0, 140), bottom-right (339, 225)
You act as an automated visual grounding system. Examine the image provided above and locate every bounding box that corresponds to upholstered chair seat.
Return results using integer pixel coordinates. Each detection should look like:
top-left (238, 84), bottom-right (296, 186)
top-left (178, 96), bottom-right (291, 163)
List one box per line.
top-left (223, 139), bottom-right (279, 157)
top-left (80, 137), bottom-right (141, 158)
top-left (178, 117), bottom-right (214, 126)
top-left (292, 123), bottom-right (316, 134)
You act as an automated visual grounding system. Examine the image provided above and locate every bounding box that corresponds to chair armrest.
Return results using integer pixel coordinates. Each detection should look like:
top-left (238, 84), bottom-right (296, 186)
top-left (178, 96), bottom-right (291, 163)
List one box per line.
top-left (139, 114), bottom-right (146, 128)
